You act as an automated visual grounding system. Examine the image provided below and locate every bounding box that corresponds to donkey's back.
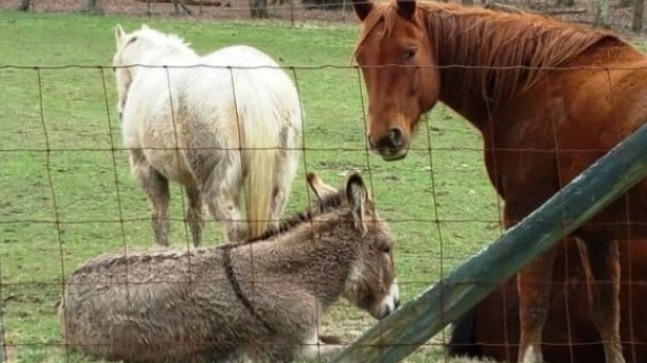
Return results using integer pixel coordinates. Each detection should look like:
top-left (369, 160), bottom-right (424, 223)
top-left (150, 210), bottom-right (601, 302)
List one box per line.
top-left (59, 247), bottom-right (247, 363)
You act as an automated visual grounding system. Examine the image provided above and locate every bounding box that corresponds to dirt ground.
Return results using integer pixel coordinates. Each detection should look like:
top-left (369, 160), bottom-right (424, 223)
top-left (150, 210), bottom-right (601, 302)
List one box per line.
top-left (2, 0), bottom-right (646, 39)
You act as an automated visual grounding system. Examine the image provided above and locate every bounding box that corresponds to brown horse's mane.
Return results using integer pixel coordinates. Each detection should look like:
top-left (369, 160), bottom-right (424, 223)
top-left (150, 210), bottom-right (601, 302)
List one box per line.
top-left (355, 1), bottom-right (624, 109)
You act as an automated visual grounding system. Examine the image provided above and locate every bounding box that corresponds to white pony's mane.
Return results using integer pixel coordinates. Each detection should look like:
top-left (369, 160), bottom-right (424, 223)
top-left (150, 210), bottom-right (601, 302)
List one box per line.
top-left (129, 26), bottom-right (193, 53)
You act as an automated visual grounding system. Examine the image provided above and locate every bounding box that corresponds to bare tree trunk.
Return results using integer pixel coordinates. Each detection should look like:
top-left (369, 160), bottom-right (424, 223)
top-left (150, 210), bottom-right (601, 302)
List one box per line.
top-left (17, 0), bottom-right (30, 11)
top-left (633, 0), bottom-right (644, 31)
top-left (171, 0), bottom-right (193, 14)
top-left (621, 0), bottom-right (632, 7)
top-left (83, 0), bottom-right (104, 14)
top-left (250, 0), bottom-right (269, 18)
top-left (556, 0), bottom-right (575, 7)
top-left (594, 0), bottom-right (610, 28)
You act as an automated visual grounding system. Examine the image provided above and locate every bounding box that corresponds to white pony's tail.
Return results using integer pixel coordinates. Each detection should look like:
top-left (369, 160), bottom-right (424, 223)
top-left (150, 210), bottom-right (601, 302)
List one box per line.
top-left (239, 88), bottom-right (280, 240)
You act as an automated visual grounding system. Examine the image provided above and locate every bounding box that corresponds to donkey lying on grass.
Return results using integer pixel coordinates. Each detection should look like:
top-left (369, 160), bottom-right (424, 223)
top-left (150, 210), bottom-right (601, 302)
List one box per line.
top-left (58, 171), bottom-right (400, 363)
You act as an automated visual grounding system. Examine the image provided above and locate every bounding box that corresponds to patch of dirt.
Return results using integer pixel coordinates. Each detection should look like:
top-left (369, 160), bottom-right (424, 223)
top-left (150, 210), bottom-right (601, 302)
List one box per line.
top-left (2, 0), bottom-right (647, 39)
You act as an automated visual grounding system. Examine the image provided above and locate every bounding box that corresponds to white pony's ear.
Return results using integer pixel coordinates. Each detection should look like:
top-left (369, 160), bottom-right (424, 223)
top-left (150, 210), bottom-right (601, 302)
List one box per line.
top-left (345, 172), bottom-right (368, 236)
top-left (115, 24), bottom-right (126, 47)
top-left (141, 24), bottom-right (151, 30)
top-left (306, 172), bottom-right (338, 201)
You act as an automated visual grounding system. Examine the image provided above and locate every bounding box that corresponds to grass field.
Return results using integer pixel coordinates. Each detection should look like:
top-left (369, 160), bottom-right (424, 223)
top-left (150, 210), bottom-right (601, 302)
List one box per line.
top-left (0, 10), bottom-right (508, 363)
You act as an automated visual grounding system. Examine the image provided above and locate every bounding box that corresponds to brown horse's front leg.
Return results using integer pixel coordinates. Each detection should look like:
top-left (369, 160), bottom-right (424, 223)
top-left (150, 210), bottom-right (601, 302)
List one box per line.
top-left (577, 238), bottom-right (625, 363)
top-left (517, 247), bottom-right (557, 363)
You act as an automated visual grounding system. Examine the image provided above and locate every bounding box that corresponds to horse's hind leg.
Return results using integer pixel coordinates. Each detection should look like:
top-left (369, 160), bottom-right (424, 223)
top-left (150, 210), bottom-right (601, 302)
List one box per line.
top-left (130, 151), bottom-right (170, 247)
top-left (577, 238), bottom-right (625, 363)
top-left (185, 186), bottom-right (204, 247)
top-left (191, 153), bottom-right (245, 243)
top-left (270, 127), bottom-right (300, 226)
top-left (517, 247), bottom-right (556, 363)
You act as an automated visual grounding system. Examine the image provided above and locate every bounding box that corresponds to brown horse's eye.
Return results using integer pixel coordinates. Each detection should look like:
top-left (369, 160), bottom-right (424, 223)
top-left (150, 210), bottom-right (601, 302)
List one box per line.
top-left (404, 48), bottom-right (417, 61)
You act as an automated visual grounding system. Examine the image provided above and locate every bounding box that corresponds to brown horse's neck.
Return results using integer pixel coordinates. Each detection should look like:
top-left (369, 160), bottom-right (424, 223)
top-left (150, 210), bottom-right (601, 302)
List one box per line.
top-left (419, 3), bottom-right (619, 129)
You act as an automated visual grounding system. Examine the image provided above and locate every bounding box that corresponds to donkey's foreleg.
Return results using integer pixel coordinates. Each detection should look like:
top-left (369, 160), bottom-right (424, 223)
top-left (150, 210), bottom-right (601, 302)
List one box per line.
top-left (299, 331), bottom-right (344, 361)
top-left (130, 151), bottom-right (170, 247)
top-left (517, 247), bottom-right (557, 363)
top-left (185, 186), bottom-right (204, 247)
top-left (577, 238), bottom-right (625, 363)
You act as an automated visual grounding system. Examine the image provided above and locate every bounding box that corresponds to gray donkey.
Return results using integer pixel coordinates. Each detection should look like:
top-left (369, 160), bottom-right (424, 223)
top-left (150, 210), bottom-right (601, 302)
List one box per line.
top-left (58, 171), bottom-right (400, 363)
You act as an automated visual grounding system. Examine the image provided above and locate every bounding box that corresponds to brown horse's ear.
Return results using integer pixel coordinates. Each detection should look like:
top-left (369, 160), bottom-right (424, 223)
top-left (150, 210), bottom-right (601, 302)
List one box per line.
top-left (346, 172), bottom-right (368, 235)
top-left (397, 0), bottom-right (416, 20)
top-left (306, 172), bottom-right (338, 201)
top-left (352, 0), bottom-right (373, 21)
top-left (115, 24), bottom-right (126, 47)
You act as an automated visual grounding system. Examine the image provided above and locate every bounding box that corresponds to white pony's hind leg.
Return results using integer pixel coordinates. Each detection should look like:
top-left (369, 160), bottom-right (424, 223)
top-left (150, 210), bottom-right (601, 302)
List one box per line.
top-left (196, 154), bottom-right (246, 243)
top-left (270, 125), bottom-right (300, 227)
top-left (184, 186), bottom-right (204, 247)
top-left (130, 150), bottom-right (170, 247)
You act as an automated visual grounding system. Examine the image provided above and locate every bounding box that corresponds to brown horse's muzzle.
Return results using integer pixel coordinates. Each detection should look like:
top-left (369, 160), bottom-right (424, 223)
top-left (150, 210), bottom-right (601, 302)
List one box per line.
top-left (368, 127), bottom-right (409, 161)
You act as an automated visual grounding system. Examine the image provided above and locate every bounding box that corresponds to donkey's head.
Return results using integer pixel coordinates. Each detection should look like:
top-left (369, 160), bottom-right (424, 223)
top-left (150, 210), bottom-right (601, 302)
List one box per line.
top-left (307, 172), bottom-right (400, 320)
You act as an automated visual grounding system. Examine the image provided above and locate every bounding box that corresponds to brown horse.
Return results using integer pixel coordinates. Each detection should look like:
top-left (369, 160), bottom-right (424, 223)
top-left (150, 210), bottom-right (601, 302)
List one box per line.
top-left (448, 239), bottom-right (647, 362)
top-left (350, 1), bottom-right (647, 362)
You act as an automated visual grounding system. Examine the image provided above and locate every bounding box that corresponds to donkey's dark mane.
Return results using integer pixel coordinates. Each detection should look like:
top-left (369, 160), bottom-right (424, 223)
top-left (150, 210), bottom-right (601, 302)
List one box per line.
top-left (243, 191), bottom-right (345, 244)
top-left (69, 191), bottom-right (346, 277)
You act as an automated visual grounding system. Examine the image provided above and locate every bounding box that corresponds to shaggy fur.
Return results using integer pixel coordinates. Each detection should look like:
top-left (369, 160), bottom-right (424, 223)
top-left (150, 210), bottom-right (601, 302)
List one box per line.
top-left (58, 172), bottom-right (400, 363)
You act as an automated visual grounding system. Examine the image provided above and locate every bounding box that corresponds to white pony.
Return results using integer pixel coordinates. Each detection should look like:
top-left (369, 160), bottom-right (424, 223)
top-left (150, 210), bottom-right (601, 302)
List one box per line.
top-left (112, 24), bottom-right (303, 245)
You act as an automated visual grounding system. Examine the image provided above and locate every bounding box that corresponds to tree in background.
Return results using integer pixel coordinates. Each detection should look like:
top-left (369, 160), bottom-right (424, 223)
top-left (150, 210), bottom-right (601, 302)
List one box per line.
top-left (171, 0), bottom-right (194, 14)
top-left (17, 0), bottom-right (30, 11)
top-left (594, 0), bottom-right (610, 28)
top-left (83, 0), bottom-right (104, 14)
top-left (556, 0), bottom-right (575, 7)
top-left (250, 0), bottom-right (269, 18)
top-left (633, 0), bottom-right (645, 31)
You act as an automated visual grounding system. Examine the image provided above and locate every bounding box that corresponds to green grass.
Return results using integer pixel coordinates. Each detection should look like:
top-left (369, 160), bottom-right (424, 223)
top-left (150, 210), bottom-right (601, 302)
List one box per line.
top-left (0, 10), bottom-right (504, 363)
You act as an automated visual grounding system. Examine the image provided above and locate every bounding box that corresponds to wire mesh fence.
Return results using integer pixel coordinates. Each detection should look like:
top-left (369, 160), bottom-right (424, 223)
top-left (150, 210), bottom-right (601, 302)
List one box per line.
top-left (3, 4), bottom-right (647, 363)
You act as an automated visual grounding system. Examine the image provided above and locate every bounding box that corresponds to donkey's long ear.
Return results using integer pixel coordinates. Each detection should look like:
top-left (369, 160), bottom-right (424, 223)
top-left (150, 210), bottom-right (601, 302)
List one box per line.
top-left (352, 0), bottom-right (373, 21)
top-left (397, 0), bottom-right (416, 20)
top-left (306, 172), bottom-right (338, 201)
top-left (115, 24), bottom-right (126, 47)
top-left (346, 172), bottom-right (368, 235)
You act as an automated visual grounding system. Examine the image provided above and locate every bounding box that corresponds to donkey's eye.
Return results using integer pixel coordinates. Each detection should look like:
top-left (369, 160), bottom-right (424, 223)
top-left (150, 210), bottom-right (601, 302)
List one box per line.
top-left (404, 48), bottom-right (417, 61)
top-left (379, 244), bottom-right (391, 254)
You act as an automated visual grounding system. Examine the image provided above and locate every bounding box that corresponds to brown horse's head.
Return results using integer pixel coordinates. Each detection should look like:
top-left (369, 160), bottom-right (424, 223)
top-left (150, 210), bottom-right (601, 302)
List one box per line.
top-left (352, 0), bottom-right (439, 161)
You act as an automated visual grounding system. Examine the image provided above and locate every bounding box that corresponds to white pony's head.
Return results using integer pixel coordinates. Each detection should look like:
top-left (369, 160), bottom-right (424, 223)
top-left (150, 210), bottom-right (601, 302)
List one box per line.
top-left (111, 24), bottom-right (193, 121)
